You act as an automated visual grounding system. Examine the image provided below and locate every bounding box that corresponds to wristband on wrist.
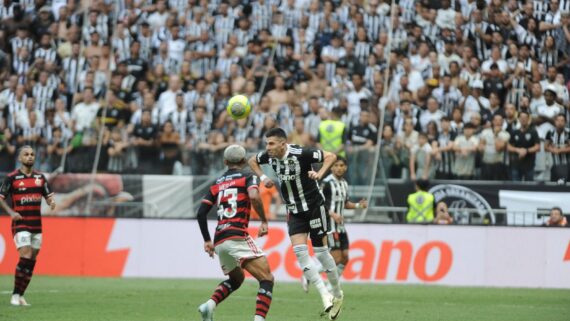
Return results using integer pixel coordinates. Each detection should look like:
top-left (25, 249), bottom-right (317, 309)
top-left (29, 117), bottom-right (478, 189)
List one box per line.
top-left (355, 203), bottom-right (361, 209)
top-left (260, 174), bottom-right (268, 181)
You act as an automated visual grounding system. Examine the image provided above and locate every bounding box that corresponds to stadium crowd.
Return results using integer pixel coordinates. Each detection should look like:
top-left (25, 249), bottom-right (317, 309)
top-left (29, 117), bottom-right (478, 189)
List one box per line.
top-left (0, 0), bottom-right (568, 184)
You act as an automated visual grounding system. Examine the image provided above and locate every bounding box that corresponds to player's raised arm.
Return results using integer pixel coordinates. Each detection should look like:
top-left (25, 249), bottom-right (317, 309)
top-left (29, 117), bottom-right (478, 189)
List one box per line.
top-left (309, 150), bottom-right (337, 180)
top-left (248, 152), bottom-right (273, 188)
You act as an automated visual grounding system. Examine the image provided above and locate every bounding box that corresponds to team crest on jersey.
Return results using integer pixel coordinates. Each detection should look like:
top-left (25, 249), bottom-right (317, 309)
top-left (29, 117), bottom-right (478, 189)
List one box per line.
top-left (34, 177), bottom-right (42, 186)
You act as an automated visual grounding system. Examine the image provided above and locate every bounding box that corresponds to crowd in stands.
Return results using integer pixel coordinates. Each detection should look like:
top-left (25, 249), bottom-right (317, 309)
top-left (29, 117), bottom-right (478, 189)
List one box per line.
top-left (0, 0), bottom-right (568, 184)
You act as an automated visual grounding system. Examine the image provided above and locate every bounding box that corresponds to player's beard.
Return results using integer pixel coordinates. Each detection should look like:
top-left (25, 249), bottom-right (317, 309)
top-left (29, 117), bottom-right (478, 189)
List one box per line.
top-left (22, 159), bottom-right (35, 169)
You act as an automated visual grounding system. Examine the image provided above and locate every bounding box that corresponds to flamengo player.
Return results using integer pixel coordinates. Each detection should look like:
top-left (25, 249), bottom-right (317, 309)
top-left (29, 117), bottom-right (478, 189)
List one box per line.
top-left (321, 157), bottom-right (367, 279)
top-left (249, 128), bottom-right (344, 320)
top-left (0, 146), bottom-right (56, 306)
top-left (197, 145), bottom-right (274, 321)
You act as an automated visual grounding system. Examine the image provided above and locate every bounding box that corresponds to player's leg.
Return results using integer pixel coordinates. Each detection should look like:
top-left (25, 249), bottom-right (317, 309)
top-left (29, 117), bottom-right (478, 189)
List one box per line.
top-left (18, 234), bottom-right (42, 306)
top-left (11, 232), bottom-right (36, 306)
top-left (308, 205), bottom-right (343, 320)
top-left (336, 233), bottom-right (350, 278)
top-left (243, 256), bottom-right (274, 321)
top-left (289, 214), bottom-right (333, 311)
top-left (199, 241), bottom-right (244, 321)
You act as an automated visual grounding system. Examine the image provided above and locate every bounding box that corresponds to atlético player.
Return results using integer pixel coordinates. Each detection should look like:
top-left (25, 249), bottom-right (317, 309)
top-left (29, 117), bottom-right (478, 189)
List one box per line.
top-left (249, 128), bottom-right (344, 320)
top-left (197, 145), bottom-right (274, 321)
top-left (0, 146), bottom-right (56, 306)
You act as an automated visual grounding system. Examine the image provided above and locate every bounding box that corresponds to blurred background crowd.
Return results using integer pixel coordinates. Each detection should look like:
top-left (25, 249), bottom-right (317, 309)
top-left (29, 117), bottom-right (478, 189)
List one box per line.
top-left (0, 0), bottom-right (568, 185)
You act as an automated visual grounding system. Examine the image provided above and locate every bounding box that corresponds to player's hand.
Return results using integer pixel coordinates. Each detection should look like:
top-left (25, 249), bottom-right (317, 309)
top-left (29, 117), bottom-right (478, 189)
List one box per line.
top-left (308, 171), bottom-right (322, 180)
top-left (10, 211), bottom-right (22, 221)
top-left (359, 199), bottom-right (368, 209)
top-left (263, 178), bottom-right (274, 188)
top-left (48, 199), bottom-right (56, 210)
top-left (204, 241), bottom-right (215, 258)
top-left (258, 221), bottom-right (269, 237)
top-left (330, 212), bottom-right (343, 224)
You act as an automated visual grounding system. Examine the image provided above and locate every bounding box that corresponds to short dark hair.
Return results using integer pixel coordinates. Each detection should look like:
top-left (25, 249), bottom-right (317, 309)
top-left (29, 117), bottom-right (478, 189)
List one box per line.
top-left (551, 207), bottom-right (563, 215)
top-left (335, 156), bottom-right (348, 165)
top-left (18, 145), bottom-right (34, 156)
top-left (265, 127), bottom-right (287, 140)
top-left (518, 110), bottom-right (530, 118)
top-left (416, 179), bottom-right (429, 191)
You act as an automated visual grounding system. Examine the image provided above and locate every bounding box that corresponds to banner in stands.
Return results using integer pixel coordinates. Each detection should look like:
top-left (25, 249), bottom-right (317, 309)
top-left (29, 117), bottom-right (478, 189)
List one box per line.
top-left (0, 218), bottom-right (568, 289)
top-left (5, 173), bottom-right (194, 218)
top-left (388, 181), bottom-right (570, 225)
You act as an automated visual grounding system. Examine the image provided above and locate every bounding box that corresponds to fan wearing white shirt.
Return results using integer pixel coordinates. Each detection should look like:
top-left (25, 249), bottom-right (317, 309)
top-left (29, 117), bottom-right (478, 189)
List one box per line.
top-left (460, 80), bottom-right (490, 124)
top-left (535, 86), bottom-right (564, 139)
top-left (419, 97), bottom-right (446, 133)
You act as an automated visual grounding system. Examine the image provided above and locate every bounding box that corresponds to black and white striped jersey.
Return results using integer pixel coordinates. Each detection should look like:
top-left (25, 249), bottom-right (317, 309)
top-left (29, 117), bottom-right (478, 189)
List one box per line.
top-left (256, 144), bottom-right (325, 214)
top-left (321, 174), bottom-right (349, 233)
top-left (546, 128), bottom-right (570, 166)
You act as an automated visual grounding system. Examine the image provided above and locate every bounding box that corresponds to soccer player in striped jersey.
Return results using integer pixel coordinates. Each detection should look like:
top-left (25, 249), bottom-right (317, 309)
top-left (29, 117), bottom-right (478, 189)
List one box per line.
top-left (321, 157), bottom-right (367, 278)
top-left (249, 128), bottom-right (344, 320)
top-left (197, 145), bottom-right (274, 321)
top-left (0, 146), bottom-right (56, 306)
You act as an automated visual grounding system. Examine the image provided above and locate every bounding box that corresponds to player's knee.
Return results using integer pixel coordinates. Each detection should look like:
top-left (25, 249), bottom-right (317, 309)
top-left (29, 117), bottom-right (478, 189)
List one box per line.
top-left (18, 247), bottom-right (33, 259)
top-left (261, 272), bottom-right (275, 283)
top-left (313, 246), bottom-right (329, 258)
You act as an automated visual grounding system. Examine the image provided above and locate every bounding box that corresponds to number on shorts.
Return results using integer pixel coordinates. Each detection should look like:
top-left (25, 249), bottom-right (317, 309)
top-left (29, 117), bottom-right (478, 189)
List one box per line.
top-left (217, 188), bottom-right (238, 219)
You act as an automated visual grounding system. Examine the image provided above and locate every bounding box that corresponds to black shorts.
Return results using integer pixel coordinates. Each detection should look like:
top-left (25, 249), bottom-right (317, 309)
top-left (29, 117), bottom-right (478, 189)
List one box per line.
top-left (328, 231), bottom-right (349, 250)
top-left (287, 203), bottom-right (330, 242)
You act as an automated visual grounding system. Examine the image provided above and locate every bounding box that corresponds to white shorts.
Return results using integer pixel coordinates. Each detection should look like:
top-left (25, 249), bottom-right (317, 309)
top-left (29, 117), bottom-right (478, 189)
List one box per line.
top-left (14, 231), bottom-right (42, 249)
top-left (215, 236), bottom-right (265, 275)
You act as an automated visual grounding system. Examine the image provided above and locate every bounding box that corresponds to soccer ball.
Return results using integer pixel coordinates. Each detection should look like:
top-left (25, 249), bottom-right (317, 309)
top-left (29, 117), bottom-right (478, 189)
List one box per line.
top-left (226, 95), bottom-right (252, 120)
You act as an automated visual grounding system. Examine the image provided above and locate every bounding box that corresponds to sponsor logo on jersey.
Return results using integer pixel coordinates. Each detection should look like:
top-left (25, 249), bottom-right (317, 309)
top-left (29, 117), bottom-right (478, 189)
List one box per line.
top-left (18, 181), bottom-right (25, 187)
top-left (278, 174), bottom-right (297, 181)
top-left (309, 218), bottom-right (322, 229)
top-left (20, 195), bottom-right (42, 205)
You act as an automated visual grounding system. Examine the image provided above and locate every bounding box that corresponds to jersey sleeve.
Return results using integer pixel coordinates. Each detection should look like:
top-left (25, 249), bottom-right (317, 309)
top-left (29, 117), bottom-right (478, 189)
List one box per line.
top-left (246, 174), bottom-right (260, 191)
top-left (202, 187), bottom-right (216, 206)
top-left (0, 176), bottom-right (12, 200)
top-left (41, 174), bottom-right (54, 198)
top-left (301, 147), bottom-right (324, 163)
top-left (322, 180), bottom-right (335, 212)
top-left (256, 151), bottom-right (270, 165)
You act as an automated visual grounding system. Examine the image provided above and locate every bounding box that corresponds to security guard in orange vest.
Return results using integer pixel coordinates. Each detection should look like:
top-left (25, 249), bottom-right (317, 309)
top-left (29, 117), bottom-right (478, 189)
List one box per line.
top-left (406, 179), bottom-right (435, 223)
top-left (317, 107), bottom-right (347, 157)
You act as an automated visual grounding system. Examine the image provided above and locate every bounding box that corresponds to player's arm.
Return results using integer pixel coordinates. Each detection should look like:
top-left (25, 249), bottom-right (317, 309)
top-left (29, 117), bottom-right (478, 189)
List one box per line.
top-left (249, 151), bottom-right (274, 187)
top-left (0, 176), bottom-right (20, 220)
top-left (345, 199), bottom-right (368, 210)
top-left (197, 190), bottom-right (216, 257)
top-left (247, 175), bottom-right (269, 237)
top-left (308, 149), bottom-right (337, 180)
top-left (41, 174), bottom-right (56, 210)
top-left (322, 181), bottom-right (342, 224)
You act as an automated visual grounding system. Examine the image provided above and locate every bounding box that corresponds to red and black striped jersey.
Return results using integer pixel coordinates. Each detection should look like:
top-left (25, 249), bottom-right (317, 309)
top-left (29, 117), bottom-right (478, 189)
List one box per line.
top-left (202, 169), bottom-right (259, 246)
top-left (0, 169), bottom-right (53, 235)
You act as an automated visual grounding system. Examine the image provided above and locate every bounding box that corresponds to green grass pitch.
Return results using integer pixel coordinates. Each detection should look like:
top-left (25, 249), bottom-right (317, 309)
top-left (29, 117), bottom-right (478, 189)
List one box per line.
top-left (0, 276), bottom-right (568, 321)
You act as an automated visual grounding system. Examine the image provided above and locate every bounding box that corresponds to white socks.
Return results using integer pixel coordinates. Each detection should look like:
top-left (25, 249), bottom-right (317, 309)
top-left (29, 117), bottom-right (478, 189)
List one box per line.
top-left (206, 299), bottom-right (216, 309)
top-left (337, 263), bottom-right (346, 277)
top-left (293, 245), bottom-right (330, 298)
top-left (314, 246), bottom-right (342, 298)
top-left (254, 316), bottom-right (265, 321)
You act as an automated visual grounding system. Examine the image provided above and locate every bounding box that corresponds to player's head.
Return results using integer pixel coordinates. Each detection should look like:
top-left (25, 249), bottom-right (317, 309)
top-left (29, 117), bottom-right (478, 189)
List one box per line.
top-left (331, 156), bottom-right (348, 178)
top-left (18, 145), bottom-right (35, 168)
top-left (223, 144), bottom-right (247, 168)
top-left (265, 127), bottom-right (288, 158)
